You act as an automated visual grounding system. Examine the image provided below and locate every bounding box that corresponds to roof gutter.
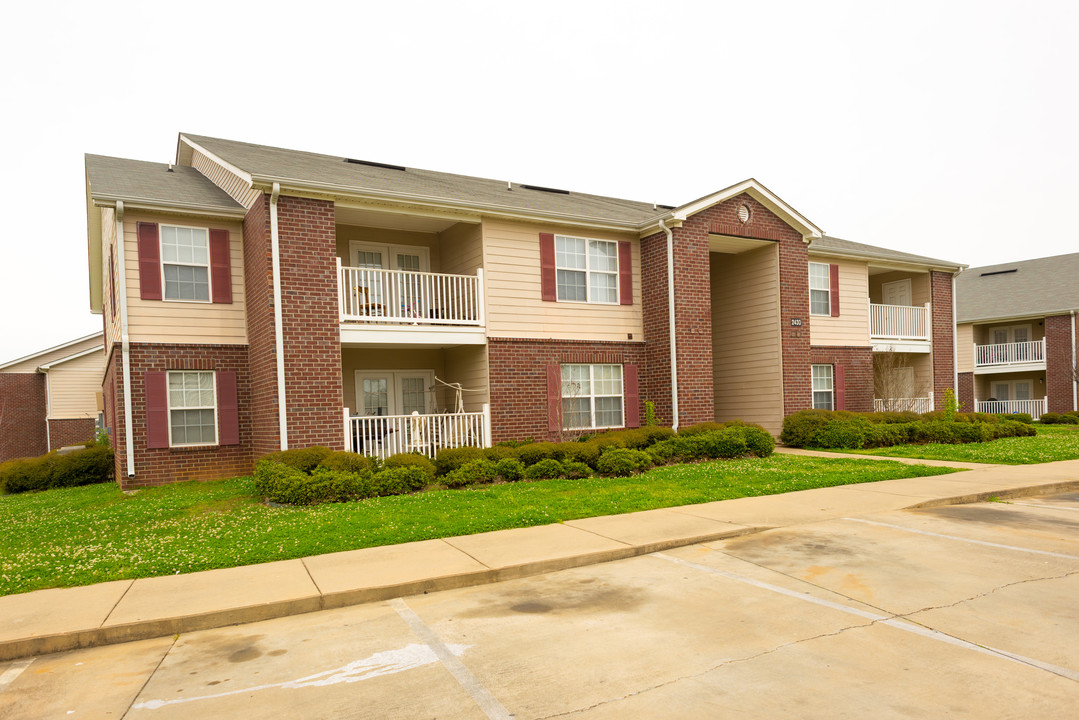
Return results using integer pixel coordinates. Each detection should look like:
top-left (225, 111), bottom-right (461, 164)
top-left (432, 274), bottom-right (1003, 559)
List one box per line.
top-left (270, 183), bottom-right (288, 450)
top-left (659, 219), bottom-right (679, 431)
top-left (90, 195), bottom-right (247, 219)
top-left (114, 201), bottom-right (136, 477)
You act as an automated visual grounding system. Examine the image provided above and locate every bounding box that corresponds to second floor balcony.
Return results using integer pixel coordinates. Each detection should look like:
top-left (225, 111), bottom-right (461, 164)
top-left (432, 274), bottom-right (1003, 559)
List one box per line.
top-left (974, 338), bottom-right (1046, 372)
top-left (870, 303), bottom-right (930, 351)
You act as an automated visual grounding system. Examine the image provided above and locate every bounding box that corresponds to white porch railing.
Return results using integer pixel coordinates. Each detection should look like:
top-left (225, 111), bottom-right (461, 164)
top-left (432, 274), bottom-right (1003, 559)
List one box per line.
top-left (974, 397), bottom-right (1047, 419)
top-left (338, 260), bottom-right (484, 326)
top-left (344, 404), bottom-right (492, 460)
top-left (870, 303), bottom-right (930, 341)
top-left (974, 339), bottom-right (1046, 368)
top-left (874, 396), bottom-right (934, 414)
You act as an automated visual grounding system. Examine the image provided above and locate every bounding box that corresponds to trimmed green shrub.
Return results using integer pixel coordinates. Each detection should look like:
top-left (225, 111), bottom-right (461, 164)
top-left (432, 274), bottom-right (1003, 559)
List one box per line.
top-left (780, 410), bottom-right (833, 447)
top-left (646, 440), bottom-right (678, 466)
top-left (1039, 412), bottom-right (1063, 424)
top-left (517, 442), bottom-right (566, 466)
top-left (596, 448), bottom-right (652, 477)
top-left (254, 461), bottom-right (373, 504)
top-left (259, 446), bottom-right (333, 473)
top-left (677, 422), bottom-right (728, 437)
top-left (371, 466), bottom-right (429, 496)
top-left (443, 459), bottom-right (498, 488)
top-left (434, 446), bottom-right (485, 476)
top-left (495, 458), bottom-right (525, 481)
top-left (561, 441), bottom-right (601, 468)
top-left (562, 461), bottom-right (593, 479)
top-left (382, 453), bottom-right (436, 483)
top-left (639, 425), bottom-right (676, 444)
top-left (483, 445), bottom-right (520, 463)
top-left (813, 418), bottom-right (871, 449)
top-left (0, 444), bottom-right (114, 494)
top-left (317, 451), bottom-right (372, 474)
top-left (1059, 414), bottom-right (1079, 425)
top-left (523, 458), bottom-right (565, 480)
top-left (737, 425), bottom-right (776, 458)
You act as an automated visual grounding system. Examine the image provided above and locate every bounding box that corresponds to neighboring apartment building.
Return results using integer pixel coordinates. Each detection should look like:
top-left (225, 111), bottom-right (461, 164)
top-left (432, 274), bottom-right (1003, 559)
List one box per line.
top-left (955, 253), bottom-right (1079, 419)
top-left (85, 134), bottom-right (962, 488)
top-left (0, 333), bottom-right (104, 461)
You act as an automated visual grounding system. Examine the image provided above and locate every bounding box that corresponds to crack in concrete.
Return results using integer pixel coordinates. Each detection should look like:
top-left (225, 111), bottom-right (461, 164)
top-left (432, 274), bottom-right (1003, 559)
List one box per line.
top-left (894, 569), bottom-right (1079, 621)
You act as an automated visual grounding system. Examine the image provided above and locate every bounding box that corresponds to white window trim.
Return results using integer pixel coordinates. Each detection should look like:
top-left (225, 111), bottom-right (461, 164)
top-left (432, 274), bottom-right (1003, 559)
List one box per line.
top-left (354, 369), bottom-right (436, 416)
top-left (809, 262), bottom-right (831, 316)
top-left (560, 363), bottom-right (625, 430)
top-left (167, 370), bottom-right (219, 448)
top-left (348, 240), bottom-right (431, 272)
top-left (988, 324), bottom-right (1034, 345)
top-left (812, 364), bottom-right (834, 410)
top-left (554, 235), bottom-right (620, 305)
top-left (160, 223), bottom-right (213, 304)
top-left (988, 378), bottom-right (1038, 402)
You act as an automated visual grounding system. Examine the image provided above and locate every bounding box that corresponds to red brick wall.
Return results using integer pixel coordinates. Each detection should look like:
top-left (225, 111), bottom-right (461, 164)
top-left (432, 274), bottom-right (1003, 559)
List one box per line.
top-left (242, 194), bottom-right (281, 457)
top-left (930, 270), bottom-right (956, 410)
top-left (0, 373), bottom-right (47, 461)
top-left (48, 418), bottom-right (96, 449)
top-left (639, 193), bottom-right (810, 428)
top-left (1046, 314), bottom-right (1078, 413)
top-left (810, 346), bottom-right (874, 412)
top-left (117, 343), bottom-right (253, 490)
top-left (488, 338), bottom-right (646, 442)
top-left (958, 371), bottom-right (974, 411)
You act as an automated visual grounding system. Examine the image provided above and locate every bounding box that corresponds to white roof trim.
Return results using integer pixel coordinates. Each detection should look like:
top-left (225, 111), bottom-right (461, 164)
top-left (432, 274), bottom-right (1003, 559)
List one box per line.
top-left (37, 345), bottom-right (105, 371)
top-left (671, 179), bottom-right (823, 240)
top-left (179, 136), bottom-right (255, 188)
top-left (0, 333), bottom-right (103, 371)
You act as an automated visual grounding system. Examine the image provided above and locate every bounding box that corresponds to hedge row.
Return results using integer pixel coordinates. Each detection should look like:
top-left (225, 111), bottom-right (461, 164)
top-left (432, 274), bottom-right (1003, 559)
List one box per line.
top-left (780, 409), bottom-right (1037, 450)
top-left (1039, 412), bottom-right (1079, 425)
top-left (253, 448), bottom-right (437, 505)
top-left (0, 444), bottom-right (114, 494)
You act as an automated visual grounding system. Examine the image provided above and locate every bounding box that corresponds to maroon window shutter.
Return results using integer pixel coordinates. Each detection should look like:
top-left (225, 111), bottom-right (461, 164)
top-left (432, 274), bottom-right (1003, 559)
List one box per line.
top-left (137, 222), bottom-right (162, 301)
top-left (216, 371), bottom-right (239, 445)
top-left (623, 363), bottom-right (640, 428)
top-left (618, 241), bottom-right (633, 305)
top-left (145, 371), bottom-right (169, 448)
top-left (209, 229), bottom-right (233, 304)
top-left (540, 233), bottom-right (557, 302)
top-left (546, 363), bottom-right (562, 432)
top-left (835, 364), bottom-right (846, 411)
top-left (829, 263), bottom-right (840, 317)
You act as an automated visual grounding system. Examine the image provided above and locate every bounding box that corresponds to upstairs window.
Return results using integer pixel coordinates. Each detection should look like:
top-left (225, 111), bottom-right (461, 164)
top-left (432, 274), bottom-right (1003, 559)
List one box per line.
top-left (809, 262), bottom-right (831, 316)
top-left (161, 225), bottom-right (210, 301)
top-left (555, 236), bottom-right (618, 304)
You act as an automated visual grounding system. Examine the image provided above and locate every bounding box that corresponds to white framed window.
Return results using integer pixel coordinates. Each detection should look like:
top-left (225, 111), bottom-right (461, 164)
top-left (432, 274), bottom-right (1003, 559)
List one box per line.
top-left (168, 371), bottom-right (217, 446)
top-left (555, 235), bottom-right (618, 304)
top-left (989, 379), bottom-right (1035, 402)
top-left (812, 364), bottom-right (834, 410)
top-left (161, 225), bottom-right (211, 302)
top-left (809, 262), bottom-right (831, 316)
top-left (561, 364), bottom-right (624, 429)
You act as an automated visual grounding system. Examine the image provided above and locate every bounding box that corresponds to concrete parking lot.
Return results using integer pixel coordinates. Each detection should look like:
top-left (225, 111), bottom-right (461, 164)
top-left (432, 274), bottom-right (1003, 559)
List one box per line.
top-left (3, 492), bottom-right (1078, 719)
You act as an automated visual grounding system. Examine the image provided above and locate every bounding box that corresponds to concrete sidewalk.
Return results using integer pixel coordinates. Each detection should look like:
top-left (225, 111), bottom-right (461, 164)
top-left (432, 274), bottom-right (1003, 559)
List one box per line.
top-left (3, 458), bottom-right (1079, 662)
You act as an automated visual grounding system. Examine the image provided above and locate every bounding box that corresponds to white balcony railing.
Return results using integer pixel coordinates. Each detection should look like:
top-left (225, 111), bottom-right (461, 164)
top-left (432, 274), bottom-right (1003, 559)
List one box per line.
top-left (338, 260), bottom-right (484, 326)
top-left (974, 339), bottom-right (1045, 368)
top-left (343, 405), bottom-right (492, 460)
top-left (870, 303), bottom-right (930, 341)
top-left (874, 396), bottom-right (935, 414)
top-left (974, 398), bottom-right (1047, 419)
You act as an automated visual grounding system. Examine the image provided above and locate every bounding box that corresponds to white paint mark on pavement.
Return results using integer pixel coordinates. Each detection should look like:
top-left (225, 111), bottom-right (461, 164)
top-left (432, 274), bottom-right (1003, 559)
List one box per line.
top-left (132, 641), bottom-right (469, 710)
top-left (842, 517), bottom-right (1079, 560)
top-left (655, 553), bottom-right (1079, 683)
top-left (0, 658), bottom-right (33, 693)
top-left (391, 597), bottom-right (513, 720)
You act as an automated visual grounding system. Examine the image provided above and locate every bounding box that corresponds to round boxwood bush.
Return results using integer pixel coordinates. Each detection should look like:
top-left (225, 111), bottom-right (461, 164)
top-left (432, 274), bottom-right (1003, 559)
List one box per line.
top-left (483, 445), bottom-right (520, 463)
top-left (517, 442), bottom-right (566, 466)
top-left (371, 466), bottom-right (429, 496)
top-left (561, 460), bottom-right (593, 479)
top-left (561, 441), bottom-right (601, 468)
top-left (382, 453), bottom-right (436, 483)
top-left (317, 451), bottom-right (373, 475)
top-left (495, 458), bottom-right (525, 481)
top-left (523, 458), bottom-right (565, 480)
top-left (443, 459), bottom-right (498, 488)
top-left (780, 410), bottom-right (833, 448)
top-left (254, 461), bottom-right (373, 505)
top-left (596, 448), bottom-right (652, 477)
top-left (736, 425), bottom-right (775, 457)
top-left (259, 446), bottom-right (333, 473)
top-left (0, 444), bottom-right (115, 494)
top-left (812, 418), bottom-right (870, 449)
top-left (434, 446), bottom-right (485, 476)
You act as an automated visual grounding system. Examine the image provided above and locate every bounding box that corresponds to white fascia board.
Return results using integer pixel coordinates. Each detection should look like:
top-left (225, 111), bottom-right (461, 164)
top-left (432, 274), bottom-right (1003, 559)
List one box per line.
top-left (671, 179), bottom-right (824, 240)
top-left (340, 325), bottom-right (487, 347)
top-left (961, 308), bottom-right (1079, 325)
top-left (91, 195), bottom-right (247, 219)
top-left (36, 345), bottom-right (105, 371)
top-left (0, 333), bottom-right (104, 371)
top-left (808, 247), bottom-right (965, 273)
top-left (178, 136), bottom-right (255, 187)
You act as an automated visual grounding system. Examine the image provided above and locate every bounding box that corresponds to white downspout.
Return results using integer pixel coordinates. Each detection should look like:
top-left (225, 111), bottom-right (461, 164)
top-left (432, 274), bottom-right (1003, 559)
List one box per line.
top-left (114, 201), bottom-right (136, 477)
top-left (1071, 309), bottom-right (1077, 412)
top-left (42, 369), bottom-right (51, 452)
top-left (952, 270), bottom-right (961, 403)
top-left (270, 183), bottom-right (288, 450)
top-left (659, 219), bottom-right (679, 431)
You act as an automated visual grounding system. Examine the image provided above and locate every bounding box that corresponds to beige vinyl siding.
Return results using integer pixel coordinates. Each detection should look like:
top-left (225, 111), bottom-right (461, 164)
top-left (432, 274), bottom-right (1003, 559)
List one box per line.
top-left (123, 212), bottom-right (247, 345)
top-left (336, 226), bottom-right (440, 271)
top-left (444, 345), bottom-right (489, 411)
top-left (102, 207), bottom-right (121, 351)
top-left (439, 222), bottom-right (483, 276)
top-left (482, 218), bottom-right (643, 341)
top-left (190, 148), bottom-right (261, 209)
top-left (869, 271), bottom-right (929, 306)
top-left (956, 323), bottom-right (974, 373)
top-left (47, 352), bottom-right (103, 419)
top-left (2, 335), bottom-right (103, 374)
top-left (710, 245), bottom-right (784, 435)
top-left (809, 257), bottom-right (870, 347)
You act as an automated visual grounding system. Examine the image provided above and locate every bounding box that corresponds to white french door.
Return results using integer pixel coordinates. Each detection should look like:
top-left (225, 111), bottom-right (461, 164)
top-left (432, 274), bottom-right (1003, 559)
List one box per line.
top-left (355, 370), bottom-right (435, 417)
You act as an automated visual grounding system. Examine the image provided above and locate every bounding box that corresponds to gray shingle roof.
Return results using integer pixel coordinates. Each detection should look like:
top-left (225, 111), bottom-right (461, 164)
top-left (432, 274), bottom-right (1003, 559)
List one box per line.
top-left (811, 235), bottom-right (963, 270)
top-left (85, 154), bottom-right (244, 213)
top-left (956, 252), bottom-right (1079, 322)
top-left (182, 134), bottom-right (665, 226)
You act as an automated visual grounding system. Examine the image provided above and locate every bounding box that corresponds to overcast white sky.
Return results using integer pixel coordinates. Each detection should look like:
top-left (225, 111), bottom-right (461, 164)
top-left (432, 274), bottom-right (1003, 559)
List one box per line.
top-left (1, 0), bottom-right (1076, 362)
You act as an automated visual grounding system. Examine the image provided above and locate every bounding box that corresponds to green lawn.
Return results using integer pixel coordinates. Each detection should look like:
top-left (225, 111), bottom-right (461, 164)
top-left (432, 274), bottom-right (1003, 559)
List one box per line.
top-left (1, 454), bottom-right (958, 596)
top-left (842, 424), bottom-right (1079, 464)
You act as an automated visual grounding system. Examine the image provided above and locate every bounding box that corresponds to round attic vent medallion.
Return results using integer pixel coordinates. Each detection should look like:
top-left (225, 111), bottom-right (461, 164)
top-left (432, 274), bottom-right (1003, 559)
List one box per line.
top-left (737, 204), bottom-right (751, 223)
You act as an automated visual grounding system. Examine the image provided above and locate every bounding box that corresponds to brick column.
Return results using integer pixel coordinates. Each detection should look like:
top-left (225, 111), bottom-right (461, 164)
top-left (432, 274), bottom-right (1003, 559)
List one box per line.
top-left (1045, 314), bottom-right (1077, 413)
top-left (930, 271), bottom-right (955, 410)
top-left (958, 371), bottom-right (974, 411)
top-left (0, 373), bottom-right (47, 461)
top-left (640, 232), bottom-right (673, 426)
top-left (243, 194), bottom-right (280, 457)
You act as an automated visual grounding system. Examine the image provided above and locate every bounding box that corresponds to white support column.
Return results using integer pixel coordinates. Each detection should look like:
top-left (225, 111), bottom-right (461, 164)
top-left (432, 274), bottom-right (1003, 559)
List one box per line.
top-left (482, 403), bottom-right (492, 448)
top-left (476, 267), bottom-right (486, 327)
top-left (336, 257), bottom-right (344, 322)
top-left (343, 407), bottom-right (351, 452)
